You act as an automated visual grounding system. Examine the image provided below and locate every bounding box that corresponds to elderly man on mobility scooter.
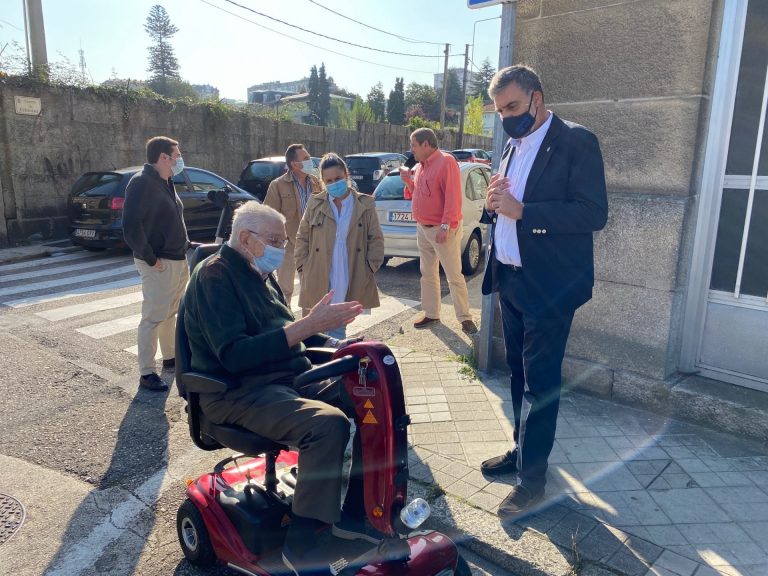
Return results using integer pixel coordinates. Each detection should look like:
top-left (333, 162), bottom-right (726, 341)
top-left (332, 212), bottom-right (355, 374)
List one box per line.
top-left (183, 200), bottom-right (376, 575)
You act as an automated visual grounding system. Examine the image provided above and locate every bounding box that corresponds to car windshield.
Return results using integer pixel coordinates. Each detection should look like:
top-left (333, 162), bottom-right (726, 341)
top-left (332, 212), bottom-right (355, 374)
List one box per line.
top-left (374, 175), bottom-right (407, 201)
top-left (248, 162), bottom-right (283, 179)
top-left (452, 151), bottom-right (472, 160)
top-left (346, 157), bottom-right (380, 172)
top-left (71, 173), bottom-right (124, 197)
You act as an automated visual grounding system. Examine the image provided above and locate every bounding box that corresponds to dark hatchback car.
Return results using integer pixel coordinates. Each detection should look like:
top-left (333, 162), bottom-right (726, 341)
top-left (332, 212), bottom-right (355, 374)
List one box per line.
top-left (237, 156), bottom-right (286, 202)
top-left (345, 152), bottom-right (408, 194)
top-left (68, 166), bottom-right (256, 250)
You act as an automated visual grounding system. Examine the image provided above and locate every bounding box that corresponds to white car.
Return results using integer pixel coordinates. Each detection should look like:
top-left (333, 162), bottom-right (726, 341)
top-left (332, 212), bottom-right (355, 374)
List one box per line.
top-left (373, 162), bottom-right (490, 275)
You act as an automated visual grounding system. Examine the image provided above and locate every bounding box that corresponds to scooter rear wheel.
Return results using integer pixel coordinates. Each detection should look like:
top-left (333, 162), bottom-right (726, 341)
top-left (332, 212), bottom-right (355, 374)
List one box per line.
top-left (177, 499), bottom-right (216, 566)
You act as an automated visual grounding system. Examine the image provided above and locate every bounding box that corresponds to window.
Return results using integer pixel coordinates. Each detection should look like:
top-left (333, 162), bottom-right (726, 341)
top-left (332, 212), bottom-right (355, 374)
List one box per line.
top-left (185, 169), bottom-right (227, 192)
top-left (71, 173), bottom-right (124, 197)
top-left (466, 169), bottom-right (489, 201)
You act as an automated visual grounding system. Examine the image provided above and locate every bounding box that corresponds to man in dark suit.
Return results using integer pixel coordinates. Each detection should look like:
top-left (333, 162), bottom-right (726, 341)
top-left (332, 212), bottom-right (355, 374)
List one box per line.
top-left (479, 65), bottom-right (608, 519)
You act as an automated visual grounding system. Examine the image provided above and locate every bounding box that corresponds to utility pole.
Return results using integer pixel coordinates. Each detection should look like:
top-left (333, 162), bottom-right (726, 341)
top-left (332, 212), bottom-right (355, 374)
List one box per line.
top-left (477, 2), bottom-right (516, 372)
top-left (24, 0), bottom-right (48, 79)
top-left (457, 44), bottom-right (470, 149)
top-left (439, 43), bottom-right (449, 129)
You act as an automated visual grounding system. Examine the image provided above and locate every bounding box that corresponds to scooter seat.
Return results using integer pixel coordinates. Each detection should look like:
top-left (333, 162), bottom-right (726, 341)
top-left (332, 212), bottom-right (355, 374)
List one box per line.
top-left (200, 414), bottom-right (287, 456)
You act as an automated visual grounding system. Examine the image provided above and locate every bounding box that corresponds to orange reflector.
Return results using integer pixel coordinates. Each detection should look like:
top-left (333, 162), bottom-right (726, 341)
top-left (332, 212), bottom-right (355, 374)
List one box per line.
top-left (372, 506), bottom-right (384, 518)
top-left (185, 479), bottom-right (194, 486)
top-left (363, 399), bottom-right (374, 409)
top-left (362, 410), bottom-right (378, 425)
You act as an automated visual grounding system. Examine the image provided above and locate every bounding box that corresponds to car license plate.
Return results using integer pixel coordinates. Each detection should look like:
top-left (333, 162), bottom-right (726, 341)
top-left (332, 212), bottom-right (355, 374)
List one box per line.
top-left (351, 175), bottom-right (363, 180)
top-left (74, 228), bottom-right (96, 238)
top-left (389, 211), bottom-right (413, 222)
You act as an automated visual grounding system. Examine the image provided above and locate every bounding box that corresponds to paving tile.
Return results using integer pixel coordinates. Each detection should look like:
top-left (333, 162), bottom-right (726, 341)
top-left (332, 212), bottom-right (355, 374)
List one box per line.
top-left (432, 470), bottom-right (459, 489)
top-left (649, 489), bottom-right (730, 524)
top-left (705, 485), bottom-right (768, 504)
top-left (573, 522), bottom-right (628, 563)
top-left (424, 455), bottom-right (455, 471)
top-left (436, 442), bottom-right (464, 456)
top-left (460, 470), bottom-right (490, 490)
top-left (643, 524), bottom-right (689, 547)
top-left (466, 490), bottom-right (502, 513)
top-left (444, 479), bottom-right (481, 500)
top-left (483, 480), bottom-right (516, 499)
top-left (723, 501), bottom-right (768, 522)
top-left (627, 460), bottom-right (671, 476)
top-left (411, 432), bottom-right (437, 445)
top-left (406, 395), bottom-right (428, 405)
top-left (634, 447), bottom-right (673, 461)
top-left (593, 490), bottom-right (673, 526)
top-left (652, 549), bottom-right (701, 576)
top-left (437, 460), bottom-right (472, 480)
top-left (410, 413), bottom-right (430, 424)
top-left (738, 522), bottom-right (768, 551)
top-left (677, 522), bottom-right (751, 545)
top-left (658, 473), bottom-right (695, 489)
top-left (607, 538), bottom-right (661, 576)
top-left (559, 437), bottom-right (619, 463)
top-left (745, 470), bottom-right (768, 486)
top-left (699, 457), bottom-right (737, 472)
top-left (743, 563), bottom-right (768, 576)
top-left (515, 503), bottom-right (572, 534)
top-left (666, 544), bottom-right (702, 563)
top-left (572, 461), bottom-right (645, 492)
top-left (728, 457), bottom-right (767, 472)
top-left (692, 564), bottom-right (742, 576)
top-left (675, 458), bottom-right (712, 474)
top-left (544, 509), bottom-right (599, 548)
top-left (688, 471), bottom-right (727, 488)
top-left (429, 421), bottom-right (458, 433)
top-left (645, 566), bottom-right (689, 576)
top-left (409, 462), bottom-right (435, 483)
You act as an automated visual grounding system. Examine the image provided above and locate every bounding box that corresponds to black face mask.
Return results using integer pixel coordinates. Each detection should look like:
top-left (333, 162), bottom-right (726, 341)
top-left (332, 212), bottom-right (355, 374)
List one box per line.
top-left (502, 93), bottom-right (536, 139)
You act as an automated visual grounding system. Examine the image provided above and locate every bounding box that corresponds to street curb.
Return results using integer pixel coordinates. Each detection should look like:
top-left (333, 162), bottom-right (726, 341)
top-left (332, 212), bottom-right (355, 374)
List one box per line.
top-left (0, 245), bottom-right (80, 265)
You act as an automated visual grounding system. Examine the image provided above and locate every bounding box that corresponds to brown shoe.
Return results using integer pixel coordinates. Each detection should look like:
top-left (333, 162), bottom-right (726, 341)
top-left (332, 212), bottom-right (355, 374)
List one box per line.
top-left (497, 484), bottom-right (545, 520)
top-left (481, 450), bottom-right (518, 476)
top-left (461, 320), bottom-right (478, 335)
top-left (413, 315), bottom-right (440, 329)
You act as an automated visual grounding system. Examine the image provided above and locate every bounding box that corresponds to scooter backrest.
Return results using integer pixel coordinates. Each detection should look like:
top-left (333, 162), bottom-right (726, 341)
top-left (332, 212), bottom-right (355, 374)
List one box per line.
top-left (189, 244), bottom-right (220, 274)
top-left (175, 300), bottom-right (193, 398)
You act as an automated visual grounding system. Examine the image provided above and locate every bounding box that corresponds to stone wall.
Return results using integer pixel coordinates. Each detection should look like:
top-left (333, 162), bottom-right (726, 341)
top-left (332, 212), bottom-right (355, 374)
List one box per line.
top-left (485, 1), bottom-right (723, 387)
top-left (0, 83), bottom-right (491, 246)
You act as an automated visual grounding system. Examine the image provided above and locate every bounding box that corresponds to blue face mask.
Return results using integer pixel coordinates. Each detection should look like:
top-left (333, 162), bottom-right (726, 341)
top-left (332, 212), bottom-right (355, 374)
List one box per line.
top-left (502, 93), bottom-right (536, 140)
top-left (326, 179), bottom-right (348, 198)
top-left (252, 241), bottom-right (285, 274)
top-left (171, 156), bottom-right (185, 176)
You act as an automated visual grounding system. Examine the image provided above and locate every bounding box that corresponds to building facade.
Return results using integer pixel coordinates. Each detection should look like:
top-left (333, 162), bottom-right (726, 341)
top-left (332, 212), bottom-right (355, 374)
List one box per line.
top-left (481, 1), bottom-right (767, 401)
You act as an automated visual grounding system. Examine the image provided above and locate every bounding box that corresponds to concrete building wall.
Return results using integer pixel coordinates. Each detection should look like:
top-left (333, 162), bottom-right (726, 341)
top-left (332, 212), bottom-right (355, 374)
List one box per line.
top-left (486, 1), bottom-right (724, 388)
top-left (0, 84), bottom-right (491, 246)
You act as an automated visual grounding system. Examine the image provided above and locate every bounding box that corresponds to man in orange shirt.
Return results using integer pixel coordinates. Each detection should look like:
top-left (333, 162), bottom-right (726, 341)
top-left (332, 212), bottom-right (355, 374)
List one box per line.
top-left (400, 128), bottom-right (477, 335)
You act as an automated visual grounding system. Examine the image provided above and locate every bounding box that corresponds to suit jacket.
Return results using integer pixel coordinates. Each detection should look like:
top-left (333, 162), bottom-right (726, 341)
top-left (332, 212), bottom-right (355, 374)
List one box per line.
top-left (481, 114), bottom-right (608, 316)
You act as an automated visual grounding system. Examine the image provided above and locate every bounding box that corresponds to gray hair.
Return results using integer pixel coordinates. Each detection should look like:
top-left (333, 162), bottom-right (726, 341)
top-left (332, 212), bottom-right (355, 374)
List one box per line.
top-left (488, 65), bottom-right (544, 99)
top-left (230, 201), bottom-right (285, 249)
top-left (411, 127), bottom-right (438, 149)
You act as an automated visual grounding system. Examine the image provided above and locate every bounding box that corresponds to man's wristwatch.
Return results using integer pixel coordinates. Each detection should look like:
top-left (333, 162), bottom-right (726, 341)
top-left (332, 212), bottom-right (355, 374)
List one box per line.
top-left (440, 223), bottom-right (449, 231)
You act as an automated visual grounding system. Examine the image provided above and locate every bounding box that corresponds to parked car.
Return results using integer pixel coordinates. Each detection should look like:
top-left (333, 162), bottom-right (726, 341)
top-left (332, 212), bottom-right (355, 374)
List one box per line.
top-left (237, 156), bottom-right (286, 201)
top-left (68, 166), bottom-right (256, 251)
top-left (345, 152), bottom-right (408, 194)
top-left (373, 162), bottom-right (490, 275)
top-left (452, 149), bottom-right (492, 165)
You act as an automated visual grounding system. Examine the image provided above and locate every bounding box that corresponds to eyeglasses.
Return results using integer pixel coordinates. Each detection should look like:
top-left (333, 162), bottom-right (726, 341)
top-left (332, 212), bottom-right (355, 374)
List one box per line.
top-left (248, 231), bottom-right (288, 249)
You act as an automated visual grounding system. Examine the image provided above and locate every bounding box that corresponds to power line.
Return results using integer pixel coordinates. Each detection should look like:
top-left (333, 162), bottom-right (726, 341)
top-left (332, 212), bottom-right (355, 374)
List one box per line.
top-left (198, 0), bottom-right (436, 74)
top-left (306, 0), bottom-right (443, 46)
top-left (221, 0), bottom-right (445, 58)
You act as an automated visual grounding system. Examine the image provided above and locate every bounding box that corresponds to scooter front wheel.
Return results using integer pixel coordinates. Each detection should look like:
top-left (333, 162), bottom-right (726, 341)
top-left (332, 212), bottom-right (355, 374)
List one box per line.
top-left (177, 499), bottom-right (216, 566)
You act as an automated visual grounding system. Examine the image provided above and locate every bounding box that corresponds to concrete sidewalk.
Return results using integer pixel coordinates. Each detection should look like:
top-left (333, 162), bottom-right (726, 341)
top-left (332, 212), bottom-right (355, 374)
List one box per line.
top-left (392, 344), bottom-right (768, 576)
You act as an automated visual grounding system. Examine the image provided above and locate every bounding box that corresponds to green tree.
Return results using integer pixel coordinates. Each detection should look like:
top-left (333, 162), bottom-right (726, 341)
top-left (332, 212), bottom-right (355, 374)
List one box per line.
top-left (144, 5), bottom-right (180, 95)
top-left (387, 77), bottom-right (405, 125)
top-left (465, 94), bottom-right (485, 136)
top-left (307, 65), bottom-right (320, 124)
top-left (471, 57), bottom-right (496, 102)
top-left (318, 63), bottom-right (331, 126)
top-left (445, 69), bottom-right (463, 109)
top-left (405, 82), bottom-right (439, 121)
top-left (147, 77), bottom-right (199, 100)
top-left (366, 82), bottom-right (386, 122)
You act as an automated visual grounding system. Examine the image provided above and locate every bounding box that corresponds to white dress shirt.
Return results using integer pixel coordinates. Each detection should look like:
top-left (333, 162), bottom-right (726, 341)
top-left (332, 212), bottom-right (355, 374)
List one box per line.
top-left (328, 192), bottom-right (354, 304)
top-left (494, 111), bottom-right (553, 267)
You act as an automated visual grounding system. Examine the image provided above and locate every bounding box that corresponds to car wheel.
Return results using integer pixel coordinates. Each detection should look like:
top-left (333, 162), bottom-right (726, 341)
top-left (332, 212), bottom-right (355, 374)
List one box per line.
top-left (177, 499), bottom-right (216, 566)
top-left (454, 554), bottom-right (472, 575)
top-left (461, 231), bottom-right (482, 275)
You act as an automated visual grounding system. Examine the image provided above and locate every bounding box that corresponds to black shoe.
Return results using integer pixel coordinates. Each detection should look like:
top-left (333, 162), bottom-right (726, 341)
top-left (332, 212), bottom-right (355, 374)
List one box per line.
top-left (162, 358), bottom-right (175, 369)
top-left (413, 315), bottom-right (440, 329)
top-left (481, 450), bottom-right (518, 476)
top-left (139, 373), bottom-right (169, 391)
top-left (332, 513), bottom-right (385, 544)
top-left (497, 484), bottom-right (545, 520)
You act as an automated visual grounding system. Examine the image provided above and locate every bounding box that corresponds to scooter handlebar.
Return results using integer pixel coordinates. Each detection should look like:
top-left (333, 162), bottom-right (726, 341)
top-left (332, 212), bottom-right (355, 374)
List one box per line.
top-left (293, 354), bottom-right (359, 389)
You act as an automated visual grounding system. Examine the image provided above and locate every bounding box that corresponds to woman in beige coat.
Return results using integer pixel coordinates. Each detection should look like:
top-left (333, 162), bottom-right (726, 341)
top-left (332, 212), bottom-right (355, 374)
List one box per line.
top-left (295, 153), bottom-right (385, 339)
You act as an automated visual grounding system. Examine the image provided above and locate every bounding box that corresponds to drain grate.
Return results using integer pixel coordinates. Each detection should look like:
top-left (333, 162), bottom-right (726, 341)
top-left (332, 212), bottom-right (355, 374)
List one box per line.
top-left (0, 493), bottom-right (26, 546)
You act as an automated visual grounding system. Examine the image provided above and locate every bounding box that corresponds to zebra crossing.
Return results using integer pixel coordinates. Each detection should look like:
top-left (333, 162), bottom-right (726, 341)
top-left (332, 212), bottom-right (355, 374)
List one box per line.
top-left (0, 249), bottom-right (420, 360)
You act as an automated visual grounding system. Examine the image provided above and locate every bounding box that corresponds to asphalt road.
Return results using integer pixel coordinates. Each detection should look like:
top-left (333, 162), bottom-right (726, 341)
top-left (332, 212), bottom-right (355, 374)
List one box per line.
top-left (0, 247), bottom-right (489, 576)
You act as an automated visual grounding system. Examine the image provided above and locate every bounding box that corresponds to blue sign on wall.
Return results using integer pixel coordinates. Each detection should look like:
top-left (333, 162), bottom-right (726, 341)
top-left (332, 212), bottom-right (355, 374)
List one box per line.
top-left (468, 0), bottom-right (510, 9)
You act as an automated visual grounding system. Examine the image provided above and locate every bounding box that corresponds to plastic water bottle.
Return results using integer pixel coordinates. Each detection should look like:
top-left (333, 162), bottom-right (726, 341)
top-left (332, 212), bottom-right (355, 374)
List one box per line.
top-left (400, 497), bottom-right (431, 529)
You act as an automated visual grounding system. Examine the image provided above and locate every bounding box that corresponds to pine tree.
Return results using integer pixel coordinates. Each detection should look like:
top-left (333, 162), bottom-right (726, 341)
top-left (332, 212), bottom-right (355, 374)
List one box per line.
top-left (307, 65), bottom-right (320, 125)
top-left (445, 69), bottom-right (463, 109)
top-left (471, 58), bottom-right (496, 102)
top-left (387, 77), bottom-right (405, 125)
top-left (144, 5), bottom-right (180, 95)
top-left (366, 83), bottom-right (386, 122)
top-left (318, 63), bottom-right (331, 126)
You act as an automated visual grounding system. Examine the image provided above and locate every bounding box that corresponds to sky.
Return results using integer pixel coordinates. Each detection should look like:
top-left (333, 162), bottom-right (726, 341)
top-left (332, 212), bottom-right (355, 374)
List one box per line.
top-left (0, 0), bottom-right (504, 101)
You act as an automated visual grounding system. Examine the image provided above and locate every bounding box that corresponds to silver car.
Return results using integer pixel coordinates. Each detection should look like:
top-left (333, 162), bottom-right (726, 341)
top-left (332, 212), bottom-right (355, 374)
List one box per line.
top-left (373, 162), bottom-right (490, 275)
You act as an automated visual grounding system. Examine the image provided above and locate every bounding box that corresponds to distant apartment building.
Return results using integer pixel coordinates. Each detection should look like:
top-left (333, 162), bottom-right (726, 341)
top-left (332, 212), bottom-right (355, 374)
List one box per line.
top-left (191, 84), bottom-right (219, 99)
top-left (434, 67), bottom-right (467, 92)
top-left (247, 77), bottom-right (339, 104)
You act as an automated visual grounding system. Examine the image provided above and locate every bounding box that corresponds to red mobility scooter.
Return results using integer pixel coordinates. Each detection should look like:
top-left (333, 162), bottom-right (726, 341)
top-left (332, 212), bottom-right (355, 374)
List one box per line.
top-left (174, 241), bottom-right (471, 575)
